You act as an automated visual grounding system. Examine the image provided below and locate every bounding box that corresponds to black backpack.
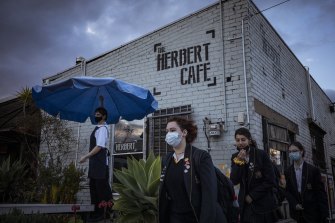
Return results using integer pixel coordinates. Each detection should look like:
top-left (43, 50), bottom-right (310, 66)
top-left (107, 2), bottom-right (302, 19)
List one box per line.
top-left (193, 150), bottom-right (239, 223)
top-left (214, 167), bottom-right (239, 223)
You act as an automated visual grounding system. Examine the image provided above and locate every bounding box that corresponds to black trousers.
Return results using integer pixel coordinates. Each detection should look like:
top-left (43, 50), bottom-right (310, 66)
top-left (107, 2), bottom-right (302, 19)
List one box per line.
top-left (89, 168), bottom-right (113, 216)
top-left (169, 211), bottom-right (197, 223)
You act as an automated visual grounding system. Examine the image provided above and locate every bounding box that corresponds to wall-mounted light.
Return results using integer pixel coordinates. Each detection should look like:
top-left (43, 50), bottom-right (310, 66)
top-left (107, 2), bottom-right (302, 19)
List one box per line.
top-left (76, 56), bottom-right (85, 65)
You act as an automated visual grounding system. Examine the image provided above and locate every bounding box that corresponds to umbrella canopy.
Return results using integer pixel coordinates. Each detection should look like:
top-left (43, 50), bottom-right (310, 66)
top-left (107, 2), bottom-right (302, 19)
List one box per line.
top-left (32, 76), bottom-right (158, 124)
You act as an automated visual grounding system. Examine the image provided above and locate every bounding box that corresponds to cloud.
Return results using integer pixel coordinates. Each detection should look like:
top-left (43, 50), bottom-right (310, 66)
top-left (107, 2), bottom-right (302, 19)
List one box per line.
top-left (0, 0), bottom-right (333, 100)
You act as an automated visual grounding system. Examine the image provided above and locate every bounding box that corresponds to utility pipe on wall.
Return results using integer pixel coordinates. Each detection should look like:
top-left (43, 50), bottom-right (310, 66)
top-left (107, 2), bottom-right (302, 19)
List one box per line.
top-left (75, 58), bottom-right (87, 167)
top-left (219, 0), bottom-right (228, 130)
top-left (241, 18), bottom-right (250, 126)
top-left (305, 66), bottom-right (315, 120)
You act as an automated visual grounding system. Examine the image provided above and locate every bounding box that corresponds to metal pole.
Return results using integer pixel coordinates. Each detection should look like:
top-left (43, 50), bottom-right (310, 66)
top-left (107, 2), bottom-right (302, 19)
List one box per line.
top-left (109, 124), bottom-right (115, 187)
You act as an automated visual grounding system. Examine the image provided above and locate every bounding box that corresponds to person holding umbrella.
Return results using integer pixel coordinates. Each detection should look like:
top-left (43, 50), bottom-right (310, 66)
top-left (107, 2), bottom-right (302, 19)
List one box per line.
top-left (79, 107), bottom-right (113, 222)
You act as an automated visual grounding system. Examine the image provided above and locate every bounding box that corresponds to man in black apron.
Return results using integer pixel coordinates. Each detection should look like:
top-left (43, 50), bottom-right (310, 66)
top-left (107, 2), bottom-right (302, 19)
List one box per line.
top-left (80, 107), bottom-right (113, 222)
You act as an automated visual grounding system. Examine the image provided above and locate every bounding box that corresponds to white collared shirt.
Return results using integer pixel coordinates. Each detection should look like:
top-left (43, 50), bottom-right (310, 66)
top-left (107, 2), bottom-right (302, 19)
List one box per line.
top-left (294, 161), bottom-right (304, 193)
top-left (173, 152), bottom-right (185, 163)
top-left (95, 123), bottom-right (108, 148)
top-left (95, 122), bottom-right (109, 165)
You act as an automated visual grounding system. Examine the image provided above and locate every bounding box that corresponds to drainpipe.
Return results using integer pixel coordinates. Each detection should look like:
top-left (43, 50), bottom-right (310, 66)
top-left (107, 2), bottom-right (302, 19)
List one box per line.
top-left (323, 141), bottom-right (333, 220)
top-left (305, 66), bottom-right (315, 120)
top-left (219, 0), bottom-right (228, 130)
top-left (242, 18), bottom-right (250, 126)
top-left (82, 59), bottom-right (87, 76)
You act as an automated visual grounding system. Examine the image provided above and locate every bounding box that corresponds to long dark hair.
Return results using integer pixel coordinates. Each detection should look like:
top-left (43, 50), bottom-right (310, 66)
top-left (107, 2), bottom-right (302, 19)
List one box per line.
top-left (167, 117), bottom-right (198, 143)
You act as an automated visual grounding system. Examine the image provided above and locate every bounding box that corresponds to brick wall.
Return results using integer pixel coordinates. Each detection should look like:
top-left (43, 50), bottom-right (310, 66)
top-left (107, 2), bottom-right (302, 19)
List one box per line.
top-left (41, 0), bottom-right (335, 203)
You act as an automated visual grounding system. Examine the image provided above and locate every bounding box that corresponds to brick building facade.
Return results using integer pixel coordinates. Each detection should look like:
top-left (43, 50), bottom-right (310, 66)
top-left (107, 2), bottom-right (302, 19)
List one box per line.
top-left (40, 0), bottom-right (335, 214)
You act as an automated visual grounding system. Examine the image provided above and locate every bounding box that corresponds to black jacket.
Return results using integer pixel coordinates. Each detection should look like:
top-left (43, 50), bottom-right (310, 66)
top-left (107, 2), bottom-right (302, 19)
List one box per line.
top-left (159, 144), bottom-right (225, 223)
top-left (284, 162), bottom-right (329, 223)
top-left (230, 147), bottom-right (277, 216)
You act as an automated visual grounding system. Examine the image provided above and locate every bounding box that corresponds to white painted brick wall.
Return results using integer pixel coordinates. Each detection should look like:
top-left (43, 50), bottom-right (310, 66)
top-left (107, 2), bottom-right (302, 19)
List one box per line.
top-left (40, 0), bottom-right (335, 202)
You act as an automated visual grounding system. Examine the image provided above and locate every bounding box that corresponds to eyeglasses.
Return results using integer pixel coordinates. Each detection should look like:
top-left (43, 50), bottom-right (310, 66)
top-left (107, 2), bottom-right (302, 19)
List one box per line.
top-left (288, 150), bottom-right (300, 153)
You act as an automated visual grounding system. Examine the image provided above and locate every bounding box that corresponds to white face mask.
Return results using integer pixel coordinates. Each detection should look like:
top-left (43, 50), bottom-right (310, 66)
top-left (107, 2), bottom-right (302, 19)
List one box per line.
top-left (165, 132), bottom-right (182, 148)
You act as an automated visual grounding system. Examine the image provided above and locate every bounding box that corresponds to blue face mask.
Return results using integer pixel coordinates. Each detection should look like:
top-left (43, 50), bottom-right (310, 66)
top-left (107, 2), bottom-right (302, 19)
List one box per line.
top-left (165, 132), bottom-right (182, 148)
top-left (289, 151), bottom-right (301, 161)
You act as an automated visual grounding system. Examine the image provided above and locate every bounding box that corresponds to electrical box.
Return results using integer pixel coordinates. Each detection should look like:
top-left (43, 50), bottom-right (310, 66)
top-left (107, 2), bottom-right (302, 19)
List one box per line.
top-left (203, 117), bottom-right (224, 137)
top-left (208, 124), bottom-right (221, 136)
top-left (237, 112), bottom-right (245, 125)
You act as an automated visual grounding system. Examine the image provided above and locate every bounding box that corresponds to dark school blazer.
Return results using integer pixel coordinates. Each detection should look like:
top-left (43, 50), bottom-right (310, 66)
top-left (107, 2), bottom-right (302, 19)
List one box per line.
top-left (284, 162), bottom-right (328, 223)
top-left (159, 144), bottom-right (226, 223)
top-left (230, 147), bottom-right (277, 216)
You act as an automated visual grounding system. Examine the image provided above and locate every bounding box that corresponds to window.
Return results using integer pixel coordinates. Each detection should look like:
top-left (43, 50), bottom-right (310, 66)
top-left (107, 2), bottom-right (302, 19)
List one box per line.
top-left (147, 105), bottom-right (192, 157)
top-left (309, 123), bottom-right (326, 170)
top-left (263, 118), bottom-right (294, 173)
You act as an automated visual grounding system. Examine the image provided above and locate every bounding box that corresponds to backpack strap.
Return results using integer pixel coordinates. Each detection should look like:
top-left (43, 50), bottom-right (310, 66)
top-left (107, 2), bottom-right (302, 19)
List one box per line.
top-left (192, 147), bottom-right (202, 177)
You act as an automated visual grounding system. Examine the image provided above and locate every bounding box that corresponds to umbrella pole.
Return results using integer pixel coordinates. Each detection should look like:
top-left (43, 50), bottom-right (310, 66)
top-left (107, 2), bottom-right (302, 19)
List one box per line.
top-left (75, 123), bottom-right (81, 167)
top-left (109, 124), bottom-right (115, 187)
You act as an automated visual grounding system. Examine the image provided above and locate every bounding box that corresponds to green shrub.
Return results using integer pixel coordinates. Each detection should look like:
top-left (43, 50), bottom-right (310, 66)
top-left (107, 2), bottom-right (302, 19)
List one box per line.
top-left (112, 152), bottom-right (161, 223)
top-left (0, 157), bottom-right (29, 202)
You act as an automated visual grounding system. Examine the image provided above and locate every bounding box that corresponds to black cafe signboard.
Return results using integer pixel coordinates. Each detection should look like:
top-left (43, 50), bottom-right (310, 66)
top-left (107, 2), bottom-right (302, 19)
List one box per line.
top-left (114, 141), bottom-right (141, 154)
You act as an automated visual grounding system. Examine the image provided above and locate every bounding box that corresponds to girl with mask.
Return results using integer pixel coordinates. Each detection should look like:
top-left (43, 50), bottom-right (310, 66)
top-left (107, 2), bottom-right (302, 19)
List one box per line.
top-left (159, 117), bottom-right (226, 223)
top-left (284, 141), bottom-right (328, 223)
top-left (230, 127), bottom-right (278, 223)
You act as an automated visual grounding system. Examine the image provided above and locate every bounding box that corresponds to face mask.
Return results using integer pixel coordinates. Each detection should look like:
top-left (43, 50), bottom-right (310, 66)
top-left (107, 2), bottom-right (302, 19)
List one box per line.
top-left (289, 151), bottom-right (301, 161)
top-left (95, 116), bottom-right (103, 123)
top-left (165, 132), bottom-right (182, 148)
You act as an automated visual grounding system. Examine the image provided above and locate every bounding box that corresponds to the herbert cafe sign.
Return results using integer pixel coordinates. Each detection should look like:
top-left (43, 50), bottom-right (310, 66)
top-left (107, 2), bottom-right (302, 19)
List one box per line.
top-left (114, 142), bottom-right (138, 154)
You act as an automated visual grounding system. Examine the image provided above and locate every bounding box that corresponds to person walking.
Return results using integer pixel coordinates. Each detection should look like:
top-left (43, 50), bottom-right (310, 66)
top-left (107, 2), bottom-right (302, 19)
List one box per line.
top-left (230, 127), bottom-right (278, 223)
top-left (159, 116), bottom-right (226, 223)
top-left (79, 107), bottom-right (113, 222)
top-left (284, 141), bottom-right (328, 223)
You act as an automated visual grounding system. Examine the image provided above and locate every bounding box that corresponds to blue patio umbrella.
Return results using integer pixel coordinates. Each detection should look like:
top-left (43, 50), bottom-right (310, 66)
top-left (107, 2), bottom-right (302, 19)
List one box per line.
top-left (32, 76), bottom-right (158, 124)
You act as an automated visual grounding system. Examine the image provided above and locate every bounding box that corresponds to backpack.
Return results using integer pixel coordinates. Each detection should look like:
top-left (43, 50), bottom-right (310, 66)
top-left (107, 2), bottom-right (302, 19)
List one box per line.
top-left (214, 167), bottom-right (239, 223)
top-left (193, 149), bottom-right (239, 223)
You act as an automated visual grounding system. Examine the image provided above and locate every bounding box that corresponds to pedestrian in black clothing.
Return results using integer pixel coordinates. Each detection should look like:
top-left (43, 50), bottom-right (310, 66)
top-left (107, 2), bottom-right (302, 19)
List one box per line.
top-left (79, 107), bottom-right (113, 222)
top-left (272, 161), bottom-right (285, 219)
top-left (284, 141), bottom-right (329, 223)
top-left (159, 117), bottom-right (226, 223)
top-left (230, 127), bottom-right (278, 223)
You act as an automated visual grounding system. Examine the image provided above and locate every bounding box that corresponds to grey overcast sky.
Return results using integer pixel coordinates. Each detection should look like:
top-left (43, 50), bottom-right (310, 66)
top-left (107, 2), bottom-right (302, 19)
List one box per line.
top-left (0, 0), bottom-right (334, 101)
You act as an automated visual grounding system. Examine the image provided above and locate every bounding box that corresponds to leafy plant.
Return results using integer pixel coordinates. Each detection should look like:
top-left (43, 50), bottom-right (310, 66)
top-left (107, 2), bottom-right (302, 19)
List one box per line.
top-left (36, 159), bottom-right (85, 204)
top-left (112, 152), bottom-right (161, 223)
top-left (59, 162), bottom-right (85, 203)
top-left (0, 157), bottom-right (29, 202)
